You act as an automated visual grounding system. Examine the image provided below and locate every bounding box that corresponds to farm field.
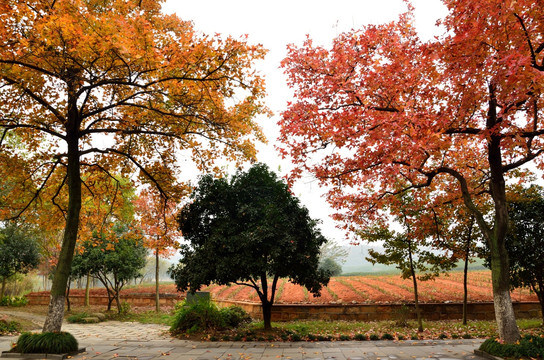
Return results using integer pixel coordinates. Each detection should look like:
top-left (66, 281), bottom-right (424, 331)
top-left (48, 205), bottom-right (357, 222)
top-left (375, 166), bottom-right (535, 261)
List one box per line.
top-left (199, 270), bottom-right (538, 304)
top-left (33, 270), bottom-right (538, 305)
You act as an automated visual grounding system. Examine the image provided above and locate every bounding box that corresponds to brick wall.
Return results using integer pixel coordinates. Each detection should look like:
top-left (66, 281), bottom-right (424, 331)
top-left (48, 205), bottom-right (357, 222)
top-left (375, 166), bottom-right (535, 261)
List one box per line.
top-left (26, 293), bottom-right (182, 307)
top-left (27, 292), bottom-right (541, 322)
top-left (214, 300), bottom-right (542, 322)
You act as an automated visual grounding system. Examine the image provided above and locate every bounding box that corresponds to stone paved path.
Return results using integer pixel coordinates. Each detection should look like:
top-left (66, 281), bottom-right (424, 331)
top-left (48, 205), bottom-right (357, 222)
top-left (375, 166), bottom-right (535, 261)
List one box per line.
top-left (0, 310), bottom-right (486, 360)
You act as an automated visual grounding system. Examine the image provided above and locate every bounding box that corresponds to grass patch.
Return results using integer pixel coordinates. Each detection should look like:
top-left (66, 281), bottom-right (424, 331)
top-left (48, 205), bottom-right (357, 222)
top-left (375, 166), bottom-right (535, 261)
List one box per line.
top-left (108, 310), bottom-right (173, 325)
top-left (171, 318), bottom-right (544, 342)
top-left (66, 312), bottom-right (91, 323)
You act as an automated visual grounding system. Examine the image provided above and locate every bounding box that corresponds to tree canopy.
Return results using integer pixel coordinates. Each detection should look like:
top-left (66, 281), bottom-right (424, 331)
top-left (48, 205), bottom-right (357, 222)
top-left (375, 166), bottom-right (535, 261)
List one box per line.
top-left (279, 0), bottom-right (543, 342)
top-left (169, 164), bottom-right (329, 330)
top-left (0, 0), bottom-right (267, 331)
top-left (0, 222), bottom-right (41, 299)
top-left (72, 222), bottom-right (147, 313)
top-left (501, 185), bottom-right (544, 324)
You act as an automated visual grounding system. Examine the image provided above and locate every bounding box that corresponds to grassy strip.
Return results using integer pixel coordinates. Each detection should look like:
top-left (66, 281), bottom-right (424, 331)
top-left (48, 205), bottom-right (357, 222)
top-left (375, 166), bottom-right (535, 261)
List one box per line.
top-left (303, 287), bottom-right (309, 302)
top-left (215, 284), bottom-right (233, 298)
top-left (325, 286), bottom-right (338, 301)
top-left (274, 279), bottom-right (286, 302)
top-left (226, 286), bottom-right (246, 300)
top-left (354, 277), bottom-right (402, 299)
top-left (336, 278), bottom-right (368, 301)
top-left (174, 318), bottom-right (544, 342)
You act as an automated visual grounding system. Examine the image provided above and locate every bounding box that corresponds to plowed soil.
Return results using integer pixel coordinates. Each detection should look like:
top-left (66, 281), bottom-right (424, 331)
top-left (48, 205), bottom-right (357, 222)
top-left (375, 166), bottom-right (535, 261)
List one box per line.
top-left (30, 270), bottom-right (539, 305)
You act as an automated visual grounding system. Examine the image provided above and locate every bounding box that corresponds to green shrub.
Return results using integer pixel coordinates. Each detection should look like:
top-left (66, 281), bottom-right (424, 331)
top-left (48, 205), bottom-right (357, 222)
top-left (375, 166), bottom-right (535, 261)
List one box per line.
top-left (397, 335), bottom-right (405, 340)
top-left (411, 334), bottom-right (419, 340)
top-left (381, 333), bottom-right (394, 340)
top-left (0, 296), bottom-right (28, 307)
top-left (66, 312), bottom-right (90, 324)
top-left (369, 334), bottom-right (380, 341)
top-left (16, 332), bottom-right (78, 354)
top-left (339, 334), bottom-right (351, 341)
top-left (219, 306), bottom-right (251, 328)
top-left (438, 333), bottom-right (447, 339)
top-left (171, 299), bottom-right (223, 333)
top-left (120, 302), bottom-right (131, 315)
top-left (0, 319), bottom-right (21, 334)
top-left (354, 333), bottom-right (367, 341)
top-left (290, 333), bottom-right (301, 341)
top-left (171, 300), bottom-right (250, 334)
top-left (462, 333), bottom-right (472, 339)
top-left (479, 336), bottom-right (544, 359)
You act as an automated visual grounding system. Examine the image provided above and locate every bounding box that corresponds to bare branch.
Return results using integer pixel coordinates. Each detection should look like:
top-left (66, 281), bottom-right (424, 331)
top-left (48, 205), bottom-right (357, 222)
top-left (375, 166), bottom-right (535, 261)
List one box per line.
top-left (9, 159), bottom-right (61, 220)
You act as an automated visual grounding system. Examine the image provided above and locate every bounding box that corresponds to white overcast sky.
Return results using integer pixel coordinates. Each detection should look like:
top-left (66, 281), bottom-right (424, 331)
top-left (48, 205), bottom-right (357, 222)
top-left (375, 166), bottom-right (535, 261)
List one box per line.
top-left (161, 0), bottom-right (449, 244)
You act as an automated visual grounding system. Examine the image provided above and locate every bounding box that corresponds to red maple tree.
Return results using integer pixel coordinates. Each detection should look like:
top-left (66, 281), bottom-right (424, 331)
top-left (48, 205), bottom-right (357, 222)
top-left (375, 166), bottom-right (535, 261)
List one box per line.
top-left (279, 0), bottom-right (543, 342)
top-left (135, 189), bottom-right (181, 311)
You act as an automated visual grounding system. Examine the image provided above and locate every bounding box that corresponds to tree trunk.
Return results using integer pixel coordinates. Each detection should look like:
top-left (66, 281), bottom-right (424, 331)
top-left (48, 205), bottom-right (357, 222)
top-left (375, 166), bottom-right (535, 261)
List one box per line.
top-left (262, 300), bottom-right (272, 331)
top-left (1, 276), bottom-right (5, 299)
top-left (462, 216), bottom-right (475, 325)
top-left (115, 293), bottom-right (121, 314)
top-left (42, 121), bottom-right (81, 333)
top-left (536, 288), bottom-right (544, 325)
top-left (484, 85), bottom-right (520, 343)
top-left (155, 248), bottom-right (160, 312)
top-left (411, 274), bottom-right (423, 332)
top-left (463, 249), bottom-right (469, 325)
top-left (84, 273), bottom-right (90, 307)
top-left (66, 281), bottom-right (71, 312)
top-left (407, 240), bottom-right (423, 332)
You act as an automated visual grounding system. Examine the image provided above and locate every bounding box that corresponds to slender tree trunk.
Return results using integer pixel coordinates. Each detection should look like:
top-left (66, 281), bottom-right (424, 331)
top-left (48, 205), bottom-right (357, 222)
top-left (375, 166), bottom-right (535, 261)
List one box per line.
top-left (85, 273), bottom-right (90, 307)
top-left (407, 241), bottom-right (423, 332)
top-left (1, 276), bottom-right (6, 299)
top-left (411, 272), bottom-right (423, 332)
top-left (66, 281), bottom-right (71, 312)
top-left (114, 273), bottom-right (122, 314)
top-left (42, 118), bottom-right (81, 332)
top-left (463, 249), bottom-right (469, 325)
top-left (115, 292), bottom-right (121, 314)
top-left (155, 248), bottom-right (160, 312)
top-left (463, 217), bottom-right (474, 326)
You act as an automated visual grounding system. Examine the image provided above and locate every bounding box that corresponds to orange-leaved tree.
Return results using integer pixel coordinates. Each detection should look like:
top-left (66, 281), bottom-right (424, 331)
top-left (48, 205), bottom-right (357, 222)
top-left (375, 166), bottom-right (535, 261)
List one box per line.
top-left (279, 0), bottom-right (543, 343)
top-left (0, 0), bottom-right (267, 332)
top-left (134, 188), bottom-right (180, 312)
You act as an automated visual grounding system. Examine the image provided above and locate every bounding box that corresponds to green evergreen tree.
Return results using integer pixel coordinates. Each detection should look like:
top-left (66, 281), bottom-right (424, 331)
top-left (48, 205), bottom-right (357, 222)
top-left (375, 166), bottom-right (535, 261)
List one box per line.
top-left (169, 164), bottom-right (330, 330)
